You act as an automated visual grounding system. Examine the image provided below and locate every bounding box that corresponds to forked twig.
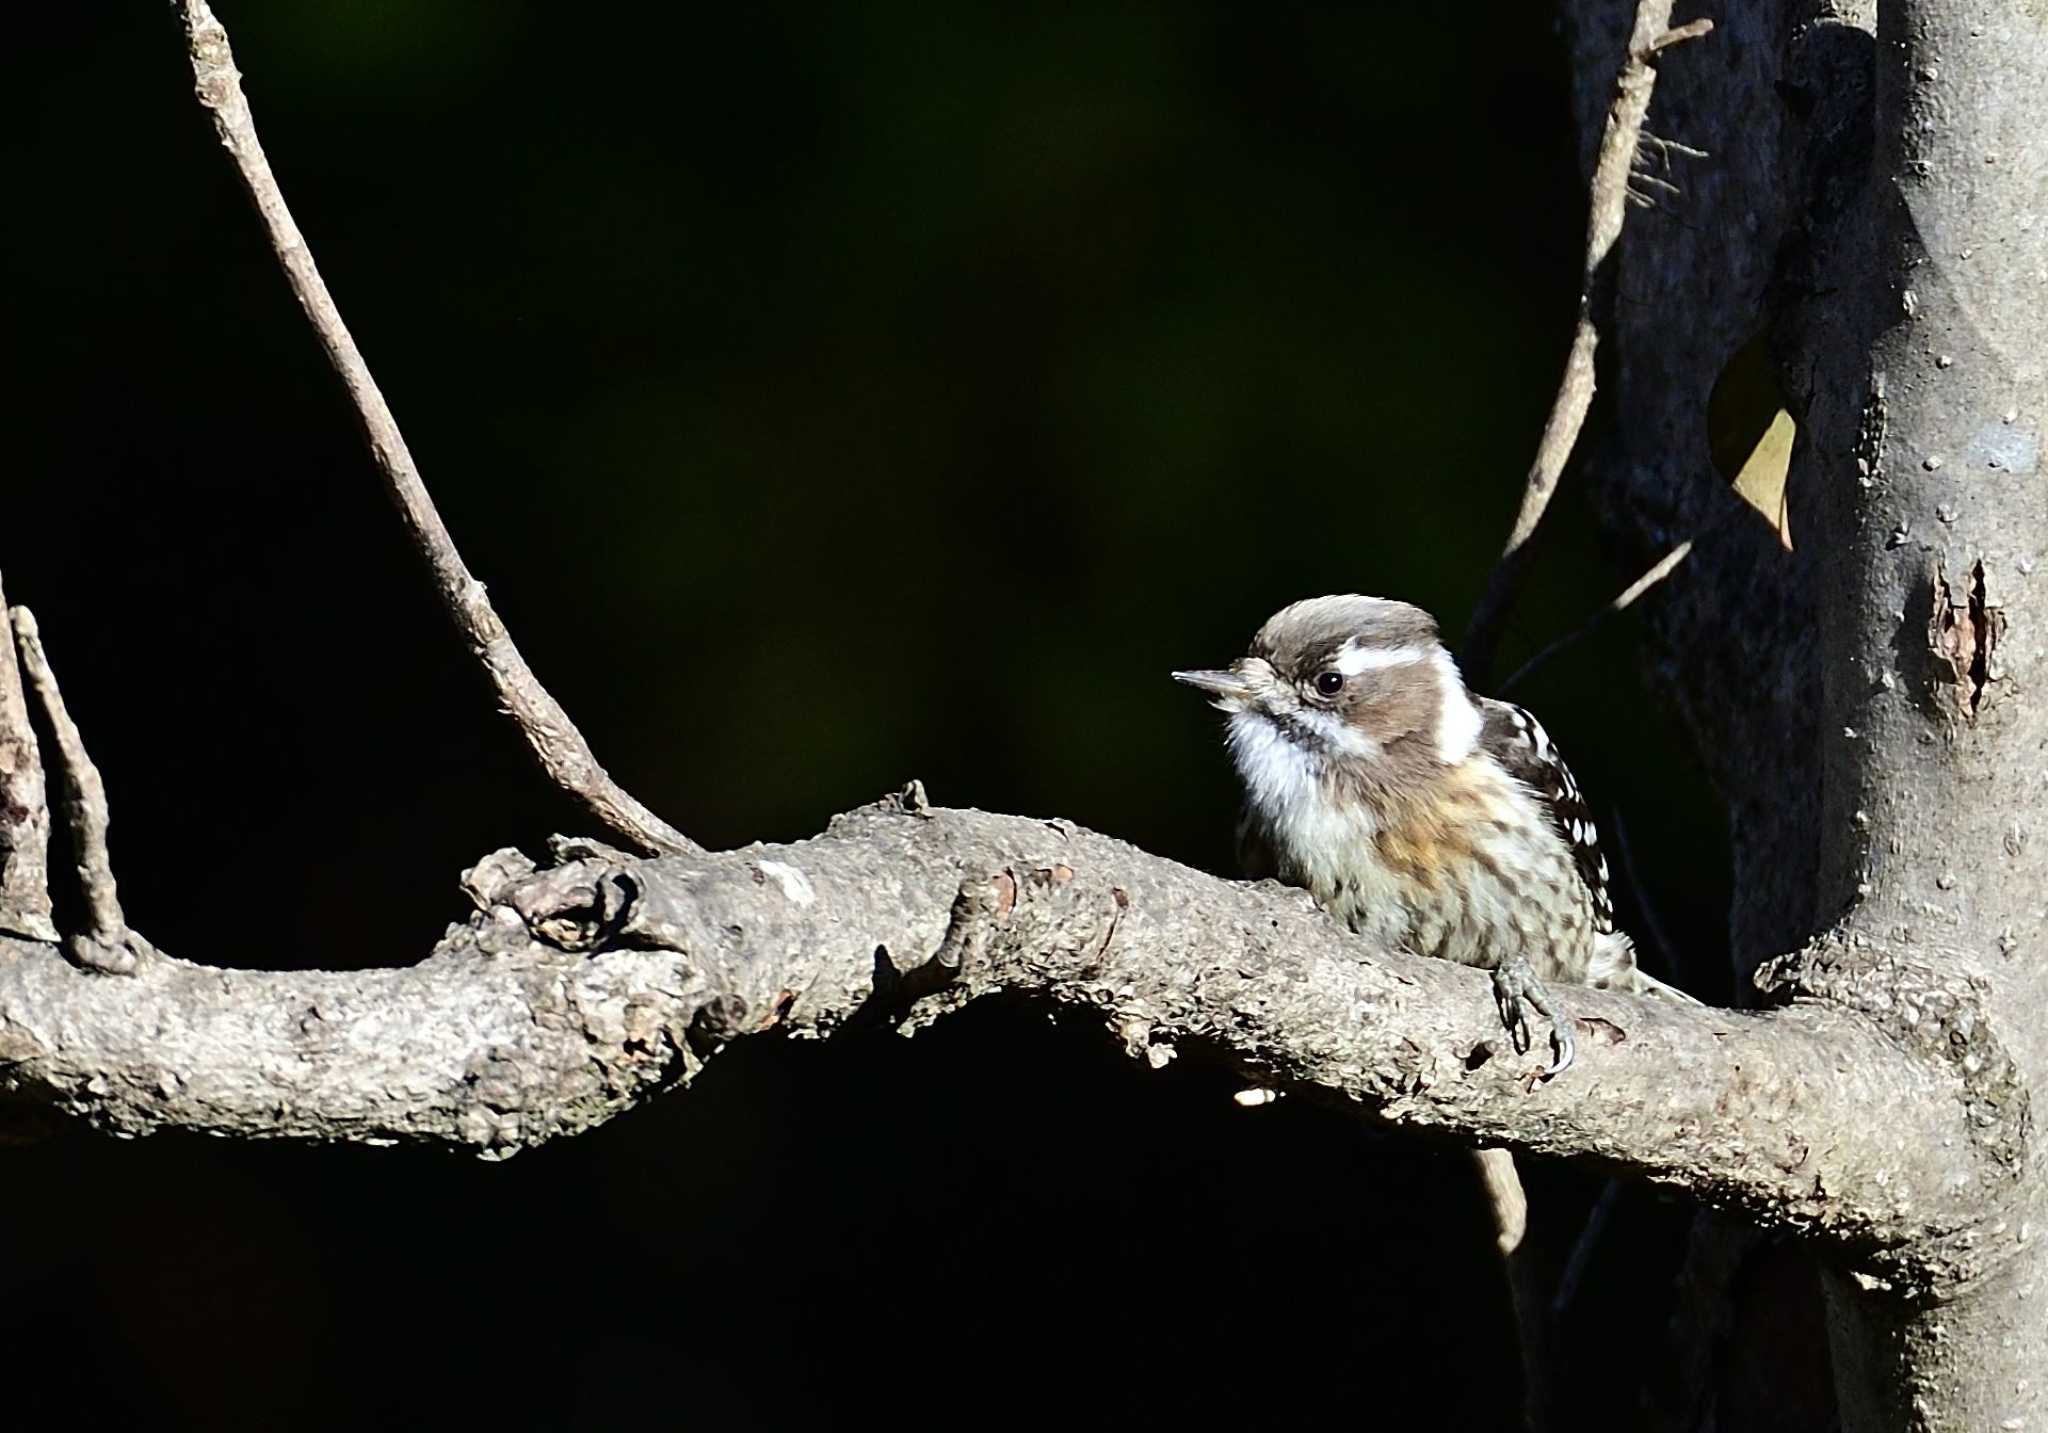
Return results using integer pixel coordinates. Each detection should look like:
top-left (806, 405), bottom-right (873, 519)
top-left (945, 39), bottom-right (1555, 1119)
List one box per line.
top-left (11, 608), bottom-right (146, 973)
top-left (173, 0), bottom-right (696, 858)
top-left (1460, 4), bottom-right (1713, 684)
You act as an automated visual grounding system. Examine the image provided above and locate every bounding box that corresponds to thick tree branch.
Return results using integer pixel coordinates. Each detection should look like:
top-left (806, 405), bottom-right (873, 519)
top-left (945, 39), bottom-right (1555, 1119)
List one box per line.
top-left (0, 801), bottom-right (2000, 1275)
top-left (172, 0), bottom-right (695, 859)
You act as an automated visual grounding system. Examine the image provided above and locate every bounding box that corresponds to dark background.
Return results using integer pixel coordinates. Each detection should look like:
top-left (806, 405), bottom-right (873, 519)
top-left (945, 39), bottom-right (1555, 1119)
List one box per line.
top-left (4, 3), bottom-right (1731, 1427)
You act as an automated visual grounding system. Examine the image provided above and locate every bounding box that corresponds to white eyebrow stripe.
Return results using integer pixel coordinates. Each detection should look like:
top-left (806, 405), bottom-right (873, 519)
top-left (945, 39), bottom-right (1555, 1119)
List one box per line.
top-left (1334, 640), bottom-right (1431, 676)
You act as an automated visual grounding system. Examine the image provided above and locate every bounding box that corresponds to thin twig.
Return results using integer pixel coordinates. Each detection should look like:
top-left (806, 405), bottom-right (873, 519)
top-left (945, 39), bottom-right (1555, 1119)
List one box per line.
top-left (10, 608), bottom-right (144, 973)
top-left (1643, 17), bottom-right (1714, 56)
top-left (1473, 1146), bottom-right (1551, 1433)
top-left (1460, 5), bottom-right (1712, 685)
top-left (1499, 537), bottom-right (1693, 696)
top-left (0, 572), bottom-right (56, 942)
top-left (172, 0), bottom-right (696, 858)
top-left (1638, 132), bottom-right (1710, 165)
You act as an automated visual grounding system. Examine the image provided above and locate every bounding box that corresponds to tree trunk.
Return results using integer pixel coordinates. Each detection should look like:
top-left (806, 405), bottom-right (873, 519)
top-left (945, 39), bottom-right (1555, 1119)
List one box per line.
top-left (1568, 0), bottom-right (2048, 1423)
top-left (1813, 1), bottom-right (2048, 1421)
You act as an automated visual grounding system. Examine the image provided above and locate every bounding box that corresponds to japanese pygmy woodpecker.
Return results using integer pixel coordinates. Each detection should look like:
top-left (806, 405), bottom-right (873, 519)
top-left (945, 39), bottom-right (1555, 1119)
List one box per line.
top-left (1174, 594), bottom-right (1695, 1074)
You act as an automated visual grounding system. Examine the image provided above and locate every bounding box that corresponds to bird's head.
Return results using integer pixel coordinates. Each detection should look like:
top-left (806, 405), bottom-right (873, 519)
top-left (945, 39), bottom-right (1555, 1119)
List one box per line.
top-left (1173, 595), bottom-right (1481, 789)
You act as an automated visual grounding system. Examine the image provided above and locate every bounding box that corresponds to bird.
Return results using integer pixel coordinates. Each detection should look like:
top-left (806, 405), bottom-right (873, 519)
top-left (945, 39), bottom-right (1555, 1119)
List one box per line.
top-left (1173, 593), bottom-right (1695, 1075)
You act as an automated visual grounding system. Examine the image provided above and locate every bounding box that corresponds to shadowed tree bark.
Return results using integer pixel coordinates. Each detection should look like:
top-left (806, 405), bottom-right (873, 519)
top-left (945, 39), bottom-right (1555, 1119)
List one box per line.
top-left (1564, 0), bottom-right (2048, 1424)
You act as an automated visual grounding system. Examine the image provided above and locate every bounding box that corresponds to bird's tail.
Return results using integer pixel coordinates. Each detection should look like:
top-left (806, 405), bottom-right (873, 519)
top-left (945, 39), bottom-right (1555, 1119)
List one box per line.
top-left (1588, 931), bottom-right (1701, 1003)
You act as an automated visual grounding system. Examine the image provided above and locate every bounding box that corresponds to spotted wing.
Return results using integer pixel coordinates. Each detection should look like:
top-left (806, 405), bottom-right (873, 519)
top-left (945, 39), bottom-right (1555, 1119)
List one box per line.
top-left (1476, 698), bottom-right (1616, 931)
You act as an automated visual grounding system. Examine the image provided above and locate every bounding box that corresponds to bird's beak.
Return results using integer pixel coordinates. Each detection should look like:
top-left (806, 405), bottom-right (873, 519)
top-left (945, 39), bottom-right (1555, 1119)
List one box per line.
top-left (1171, 667), bottom-right (1254, 712)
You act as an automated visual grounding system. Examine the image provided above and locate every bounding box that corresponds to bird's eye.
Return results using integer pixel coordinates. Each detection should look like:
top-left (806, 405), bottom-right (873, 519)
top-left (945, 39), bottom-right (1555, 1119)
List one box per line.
top-left (1313, 670), bottom-right (1345, 697)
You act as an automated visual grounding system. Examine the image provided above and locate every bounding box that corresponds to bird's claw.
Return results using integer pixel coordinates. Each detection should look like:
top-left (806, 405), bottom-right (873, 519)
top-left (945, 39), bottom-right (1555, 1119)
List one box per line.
top-left (1492, 959), bottom-right (1574, 1080)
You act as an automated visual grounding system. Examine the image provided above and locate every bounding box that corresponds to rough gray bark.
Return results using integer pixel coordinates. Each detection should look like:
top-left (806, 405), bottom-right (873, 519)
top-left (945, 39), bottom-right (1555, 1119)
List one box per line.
top-left (1812, 1), bottom-right (2048, 1420)
top-left (0, 574), bottom-right (54, 944)
top-left (0, 801), bottom-right (2003, 1257)
top-left (10, 608), bottom-right (147, 975)
top-left (1563, 0), bottom-right (2048, 1425)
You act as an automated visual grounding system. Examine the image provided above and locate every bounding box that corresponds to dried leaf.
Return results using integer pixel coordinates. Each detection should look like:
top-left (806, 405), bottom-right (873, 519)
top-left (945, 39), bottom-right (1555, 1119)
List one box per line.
top-left (1708, 332), bottom-right (1796, 550)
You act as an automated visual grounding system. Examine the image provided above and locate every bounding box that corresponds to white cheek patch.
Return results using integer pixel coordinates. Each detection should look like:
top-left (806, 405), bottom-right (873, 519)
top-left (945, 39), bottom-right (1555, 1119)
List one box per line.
top-left (1226, 711), bottom-right (1321, 820)
top-left (1434, 649), bottom-right (1482, 765)
top-left (1334, 640), bottom-right (1431, 677)
top-left (1227, 710), bottom-right (1380, 895)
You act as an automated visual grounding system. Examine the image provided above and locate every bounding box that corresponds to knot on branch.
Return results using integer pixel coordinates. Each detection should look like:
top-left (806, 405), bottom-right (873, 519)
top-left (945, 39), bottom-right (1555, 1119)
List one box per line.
top-left (969, 862), bottom-right (1131, 983)
top-left (878, 861), bottom-right (1135, 1039)
top-left (1757, 932), bottom-right (2029, 1172)
top-left (864, 870), bottom-right (1013, 1034)
top-left (66, 930), bottom-right (152, 977)
top-left (461, 845), bottom-right (638, 955)
top-left (685, 993), bottom-right (755, 1056)
top-left (930, 870), bottom-right (1016, 973)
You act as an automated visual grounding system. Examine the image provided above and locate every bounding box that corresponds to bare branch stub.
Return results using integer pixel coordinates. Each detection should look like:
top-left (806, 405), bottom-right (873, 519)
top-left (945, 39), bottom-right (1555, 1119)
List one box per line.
top-left (9, 608), bottom-right (144, 974)
top-left (171, 0), bottom-right (697, 859)
top-left (1644, 19), bottom-right (1714, 57)
top-left (1460, 4), bottom-right (1712, 685)
top-left (0, 571), bottom-right (56, 942)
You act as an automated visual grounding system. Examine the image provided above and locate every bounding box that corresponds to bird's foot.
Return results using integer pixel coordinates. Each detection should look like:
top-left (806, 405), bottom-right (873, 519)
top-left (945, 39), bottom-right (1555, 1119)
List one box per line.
top-left (1492, 957), bottom-right (1574, 1080)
